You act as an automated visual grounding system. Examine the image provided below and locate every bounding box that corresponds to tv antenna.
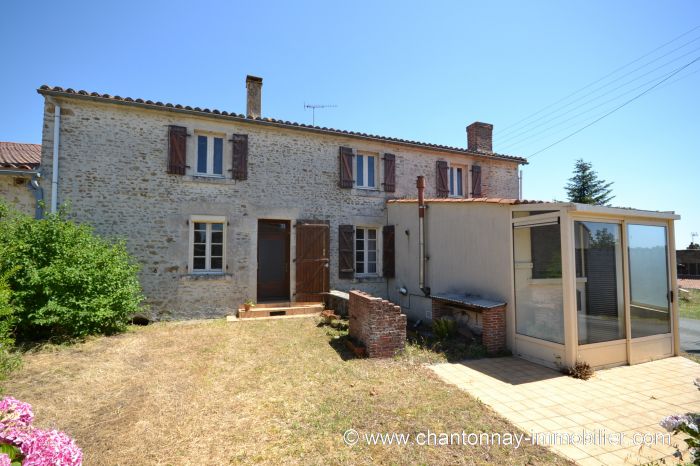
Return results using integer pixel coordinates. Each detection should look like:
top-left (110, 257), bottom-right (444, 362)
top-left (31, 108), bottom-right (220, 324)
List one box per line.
top-left (304, 103), bottom-right (337, 126)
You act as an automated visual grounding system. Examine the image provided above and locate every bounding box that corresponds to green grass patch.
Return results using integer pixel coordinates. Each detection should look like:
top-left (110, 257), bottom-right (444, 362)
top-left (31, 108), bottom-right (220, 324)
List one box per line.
top-left (680, 288), bottom-right (700, 320)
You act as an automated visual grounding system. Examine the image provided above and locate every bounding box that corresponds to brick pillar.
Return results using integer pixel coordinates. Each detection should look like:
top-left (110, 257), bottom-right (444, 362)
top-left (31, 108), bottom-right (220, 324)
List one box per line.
top-left (481, 305), bottom-right (506, 354)
top-left (349, 290), bottom-right (406, 358)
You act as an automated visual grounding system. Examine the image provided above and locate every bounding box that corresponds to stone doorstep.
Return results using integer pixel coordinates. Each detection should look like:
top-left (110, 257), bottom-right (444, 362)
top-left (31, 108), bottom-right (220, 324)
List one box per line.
top-left (237, 303), bottom-right (324, 319)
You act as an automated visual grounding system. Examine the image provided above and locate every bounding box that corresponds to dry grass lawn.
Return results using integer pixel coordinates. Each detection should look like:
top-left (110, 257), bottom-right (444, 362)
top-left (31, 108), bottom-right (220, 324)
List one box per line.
top-left (1, 317), bottom-right (569, 465)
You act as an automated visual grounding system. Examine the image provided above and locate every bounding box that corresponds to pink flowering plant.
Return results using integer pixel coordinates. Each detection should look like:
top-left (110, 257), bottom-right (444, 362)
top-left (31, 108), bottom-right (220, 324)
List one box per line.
top-left (659, 379), bottom-right (700, 465)
top-left (0, 396), bottom-right (82, 465)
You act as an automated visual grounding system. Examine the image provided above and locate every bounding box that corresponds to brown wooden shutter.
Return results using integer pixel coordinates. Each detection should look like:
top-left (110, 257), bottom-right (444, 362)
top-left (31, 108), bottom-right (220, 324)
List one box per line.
top-left (338, 224), bottom-right (355, 278)
top-left (339, 147), bottom-right (354, 188)
top-left (167, 125), bottom-right (187, 175)
top-left (383, 153), bottom-right (396, 192)
top-left (436, 160), bottom-right (449, 198)
top-left (471, 165), bottom-right (482, 197)
top-left (231, 134), bottom-right (248, 180)
top-left (382, 225), bottom-right (395, 278)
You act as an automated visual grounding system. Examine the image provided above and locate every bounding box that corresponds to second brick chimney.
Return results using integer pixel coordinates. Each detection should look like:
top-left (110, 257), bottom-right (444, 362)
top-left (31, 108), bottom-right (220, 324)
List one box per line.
top-left (467, 122), bottom-right (493, 153)
top-left (246, 75), bottom-right (263, 118)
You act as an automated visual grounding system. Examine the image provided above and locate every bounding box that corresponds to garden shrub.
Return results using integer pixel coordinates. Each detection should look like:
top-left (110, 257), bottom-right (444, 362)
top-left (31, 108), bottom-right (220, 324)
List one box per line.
top-left (0, 270), bottom-right (19, 380)
top-left (0, 203), bottom-right (144, 341)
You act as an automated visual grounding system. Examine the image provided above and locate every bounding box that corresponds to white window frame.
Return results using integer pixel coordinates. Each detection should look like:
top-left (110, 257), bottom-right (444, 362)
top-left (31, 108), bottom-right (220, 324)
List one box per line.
top-left (448, 163), bottom-right (467, 198)
top-left (355, 152), bottom-right (378, 189)
top-left (188, 215), bottom-right (227, 274)
top-left (195, 133), bottom-right (225, 177)
top-left (355, 226), bottom-right (381, 276)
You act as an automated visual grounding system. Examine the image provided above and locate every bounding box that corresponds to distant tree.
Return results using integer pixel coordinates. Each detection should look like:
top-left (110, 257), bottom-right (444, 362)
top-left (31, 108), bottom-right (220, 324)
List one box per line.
top-left (689, 242), bottom-right (700, 250)
top-left (565, 159), bottom-right (614, 205)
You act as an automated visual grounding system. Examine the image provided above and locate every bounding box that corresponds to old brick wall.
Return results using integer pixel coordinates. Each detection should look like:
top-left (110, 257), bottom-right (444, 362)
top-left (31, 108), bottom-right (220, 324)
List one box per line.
top-left (0, 176), bottom-right (35, 216)
top-left (39, 97), bottom-right (520, 319)
top-left (349, 290), bottom-right (406, 358)
top-left (432, 300), bottom-right (506, 354)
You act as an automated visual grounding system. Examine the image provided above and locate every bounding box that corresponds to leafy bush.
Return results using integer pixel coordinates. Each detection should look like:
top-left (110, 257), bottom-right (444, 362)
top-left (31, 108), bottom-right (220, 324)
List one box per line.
top-left (0, 271), bottom-right (19, 380)
top-left (432, 318), bottom-right (457, 341)
top-left (0, 204), bottom-right (144, 341)
top-left (562, 361), bottom-right (594, 380)
top-left (660, 379), bottom-right (700, 464)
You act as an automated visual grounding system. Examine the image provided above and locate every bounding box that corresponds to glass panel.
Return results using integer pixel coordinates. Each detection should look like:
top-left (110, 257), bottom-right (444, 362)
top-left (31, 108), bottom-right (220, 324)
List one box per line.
top-left (193, 244), bottom-right (206, 256)
top-left (211, 231), bottom-right (223, 244)
top-left (211, 223), bottom-right (223, 232)
top-left (531, 224), bottom-right (562, 278)
top-left (211, 244), bottom-right (223, 257)
top-left (457, 168), bottom-right (463, 196)
top-left (628, 224), bottom-right (671, 337)
top-left (356, 262), bottom-right (364, 274)
top-left (213, 137), bottom-right (223, 175)
top-left (193, 257), bottom-right (205, 270)
top-left (513, 223), bottom-right (564, 344)
top-left (356, 155), bottom-right (364, 187)
top-left (197, 136), bottom-right (207, 173)
top-left (210, 257), bottom-right (222, 270)
top-left (367, 156), bottom-right (375, 187)
top-left (368, 251), bottom-right (377, 262)
top-left (368, 229), bottom-right (376, 240)
top-left (575, 221), bottom-right (625, 344)
top-left (368, 263), bottom-right (377, 274)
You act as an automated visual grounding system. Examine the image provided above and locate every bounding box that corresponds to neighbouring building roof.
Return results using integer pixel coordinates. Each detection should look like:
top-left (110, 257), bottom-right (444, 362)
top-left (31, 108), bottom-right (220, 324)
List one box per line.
top-left (36, 85), bottom-right (527, 165)
top-left (0, 142), bottom-right (41, 170)
top-left (388, 197), bottom-right (543, 205)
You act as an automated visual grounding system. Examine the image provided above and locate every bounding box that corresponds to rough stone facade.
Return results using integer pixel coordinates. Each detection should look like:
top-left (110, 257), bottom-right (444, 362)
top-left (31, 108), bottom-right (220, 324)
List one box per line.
top-left (38, 91), bottom-right (522, 320)
top-left (0, 175), bottom-right (35, 216)
top-left (349, 290), bottom-right (406, 358)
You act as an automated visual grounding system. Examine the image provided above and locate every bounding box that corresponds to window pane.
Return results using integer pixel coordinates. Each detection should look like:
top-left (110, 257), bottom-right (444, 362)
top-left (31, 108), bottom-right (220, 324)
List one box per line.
top-left (368, 229), bottom-right (376, 240)
top-left (513, 223), bottom-right (564, 344)
top-left (367, 156), bottom-right (375, 187)
top-left (449, 167), bottom-right (454, 195)
top-left (197, 136), bottom-right (207, 173)
top-left (356, 228), bottom-right (364, 240)
top-left (211, 223), bottom-right (223, 232)
top-left (628, 224), bottom-right (670, 337)
top-left (211, 244), bottom-right (223, 257)
top-left (193, 257), bottom-right (205, 270)
top-left (368, 263), bottom-right (376, 274)
top-left (356, 251), bottom-right (364, 262)
top-left (531, 224), bottom-right (562, 278)
top-left (193, 244), bottom-right (206, 256)
top-left (575, 221), bottom-right (625, 345)
top-left (213, 137), bottom-right (223, 175)
top-left (356, 155), bottom-right (364, 187)
top-left (356, 262), bottom-right (364, 274)
top-left (210, 257), bottom-right (222, 270)
top-left (457, 168), bottom-right (463, 196)
top-left (194, 230), bottom-right (206, 244)
top-left (368, 251), bottom-right (376, 262)
top-left (211, 231), bottom-right (223, 244)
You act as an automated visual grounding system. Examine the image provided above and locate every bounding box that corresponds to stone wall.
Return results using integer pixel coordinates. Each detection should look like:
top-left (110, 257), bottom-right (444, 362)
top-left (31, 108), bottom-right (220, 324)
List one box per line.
top-left (0, 175), bottom-right (35, 217)
top-left (39, 95), bottom-right (521, 320)
top-left (349, 290), bottom-right (406, 358)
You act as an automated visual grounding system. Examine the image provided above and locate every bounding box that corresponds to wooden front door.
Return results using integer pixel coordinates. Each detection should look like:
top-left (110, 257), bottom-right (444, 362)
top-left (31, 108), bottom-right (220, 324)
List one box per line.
top-left (295, 220), bottom-right (330, 302)
top-left (257, 220), bottom-right (290, 302)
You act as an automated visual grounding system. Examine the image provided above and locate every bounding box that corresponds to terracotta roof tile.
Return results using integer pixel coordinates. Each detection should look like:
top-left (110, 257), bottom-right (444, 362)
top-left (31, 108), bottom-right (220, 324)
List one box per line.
top-left (387, 197), bottom-right (544, 205)
top-left (0, 142), bottom-right (41, 170)
top-left (37, 85), bottom-right (527, 164)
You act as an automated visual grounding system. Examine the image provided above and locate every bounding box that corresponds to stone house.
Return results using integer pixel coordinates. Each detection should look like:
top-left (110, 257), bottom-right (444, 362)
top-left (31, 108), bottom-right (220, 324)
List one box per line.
top-left (37, 76), bottom-right (526, 320)
top-left (0, 141), bottom-right (42, 218)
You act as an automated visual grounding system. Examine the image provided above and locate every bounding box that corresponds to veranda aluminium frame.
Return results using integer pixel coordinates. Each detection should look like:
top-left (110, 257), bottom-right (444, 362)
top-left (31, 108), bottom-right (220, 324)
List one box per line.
top-left (510, 202), bottom-right (680, 369)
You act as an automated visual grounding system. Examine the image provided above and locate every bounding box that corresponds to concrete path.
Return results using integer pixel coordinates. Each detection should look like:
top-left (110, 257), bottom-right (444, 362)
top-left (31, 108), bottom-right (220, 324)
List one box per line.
top-left (431, 357), bottom-right (700, 465)
top-left (680, 317), bottom-right (700, 353)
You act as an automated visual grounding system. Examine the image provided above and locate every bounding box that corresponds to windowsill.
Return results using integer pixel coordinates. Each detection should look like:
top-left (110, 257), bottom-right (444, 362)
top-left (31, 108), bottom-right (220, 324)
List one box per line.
top-left (354, 275), bottom-right (384, 283)
top-left (183, 175), bottom-right (234, 184)
top-left (527, 277), bottom-right (588, 285)
top-left (180, 272), bottom-right (232, 281)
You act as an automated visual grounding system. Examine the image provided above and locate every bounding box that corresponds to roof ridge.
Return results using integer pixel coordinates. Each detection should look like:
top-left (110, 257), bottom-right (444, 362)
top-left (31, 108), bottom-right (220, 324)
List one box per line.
top-left (37, 85), bottom-right (527, 164)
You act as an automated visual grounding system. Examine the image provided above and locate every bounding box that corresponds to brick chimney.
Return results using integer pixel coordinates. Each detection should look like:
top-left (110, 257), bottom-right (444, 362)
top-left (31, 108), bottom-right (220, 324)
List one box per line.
top-left (246, 75), bottom-right (263, 118)
top-left (467, 122), bottom-right (493, 153)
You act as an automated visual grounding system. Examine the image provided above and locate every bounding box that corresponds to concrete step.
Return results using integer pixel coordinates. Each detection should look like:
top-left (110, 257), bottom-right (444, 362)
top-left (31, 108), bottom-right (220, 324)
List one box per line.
top-left (237, 303), bottom-right (324, 319)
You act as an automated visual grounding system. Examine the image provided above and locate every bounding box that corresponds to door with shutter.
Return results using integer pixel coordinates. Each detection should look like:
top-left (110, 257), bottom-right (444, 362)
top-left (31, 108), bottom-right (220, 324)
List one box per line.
top-left (257, 220), bottom-right (290, 302)
top-left (295, 220), bottom-right (330, 302)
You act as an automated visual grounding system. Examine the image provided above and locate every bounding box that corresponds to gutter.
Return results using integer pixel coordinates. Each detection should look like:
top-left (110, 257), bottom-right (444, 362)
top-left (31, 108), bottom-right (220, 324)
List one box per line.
top-left (51, 104), bottom-right (61, 213)
top-left (416, 176), bottom-right (430, 296)
top-left (0, 169), bottom-right (39, 176)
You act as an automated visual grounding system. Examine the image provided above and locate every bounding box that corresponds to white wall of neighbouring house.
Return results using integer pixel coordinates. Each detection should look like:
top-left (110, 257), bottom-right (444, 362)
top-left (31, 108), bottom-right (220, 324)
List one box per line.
top-left (387, 201), bottom-right (515, 349)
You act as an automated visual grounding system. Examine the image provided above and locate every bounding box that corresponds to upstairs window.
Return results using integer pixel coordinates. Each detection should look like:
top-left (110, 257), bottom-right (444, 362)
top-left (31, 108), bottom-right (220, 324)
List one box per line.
top-left (190, 216), bottom-right (226, 273)
top-left (356, 153), bottom-right (376, 188)
top-left (355, 227), bottom-right (378, 275)
top-left (448, 165), bottom-right (465, 197)
top-left (196, 135), bottom-right (224, 176)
